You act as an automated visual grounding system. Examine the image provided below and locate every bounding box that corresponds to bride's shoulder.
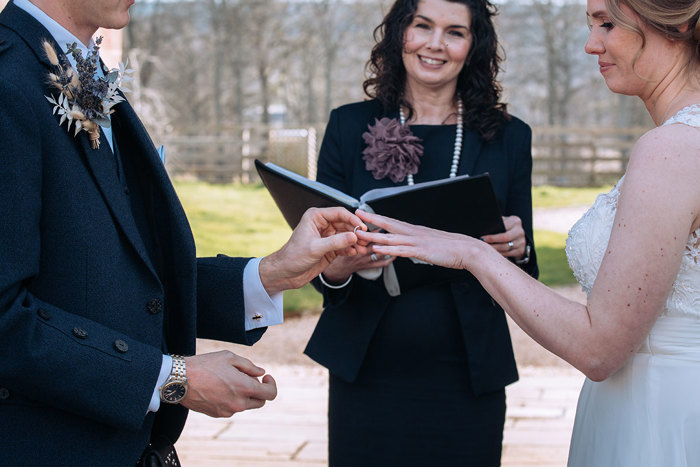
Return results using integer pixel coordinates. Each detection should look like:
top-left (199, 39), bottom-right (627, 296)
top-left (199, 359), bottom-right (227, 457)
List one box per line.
top-left (621, 123), bottom-right (700, 224)
top-left (630, 123), bottom-right (700, 168)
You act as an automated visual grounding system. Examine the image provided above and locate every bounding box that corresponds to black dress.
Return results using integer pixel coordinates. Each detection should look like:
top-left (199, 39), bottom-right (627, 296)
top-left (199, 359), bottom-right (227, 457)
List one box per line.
top-left (305, 100), bottom-right (538, 467)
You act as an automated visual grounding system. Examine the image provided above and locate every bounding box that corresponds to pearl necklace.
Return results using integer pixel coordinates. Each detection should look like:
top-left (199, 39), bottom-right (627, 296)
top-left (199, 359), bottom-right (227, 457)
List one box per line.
top-left (400, 98), bottom-right (464, 186)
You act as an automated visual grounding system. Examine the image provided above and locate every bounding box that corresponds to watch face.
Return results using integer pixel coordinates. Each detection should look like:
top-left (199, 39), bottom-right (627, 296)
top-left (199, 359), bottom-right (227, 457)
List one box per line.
top-left (162, 381), bottom-right (187, 403)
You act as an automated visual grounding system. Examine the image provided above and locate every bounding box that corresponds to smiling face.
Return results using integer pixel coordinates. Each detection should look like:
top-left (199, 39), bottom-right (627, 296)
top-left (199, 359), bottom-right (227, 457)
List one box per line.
top-left (584, 0), bottom-right (676, 98)
top-left (402, 0), bottom-right (473, 94)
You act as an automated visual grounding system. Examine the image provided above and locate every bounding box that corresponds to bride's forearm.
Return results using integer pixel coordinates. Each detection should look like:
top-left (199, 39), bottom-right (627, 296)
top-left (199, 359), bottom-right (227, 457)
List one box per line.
top-left (355, 212), bottom-right (635, 379)
top-left (468, 244), bottom-right (622, 380)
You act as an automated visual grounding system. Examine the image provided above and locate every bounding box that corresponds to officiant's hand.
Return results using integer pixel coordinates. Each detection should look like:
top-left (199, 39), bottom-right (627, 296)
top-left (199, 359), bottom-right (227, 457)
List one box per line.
top-left (480, 216), bottom-right (527, 260)
top-left (181, 351), bottom-right (277, 417)
top-left (321, 249), bottom-right (395, 284)
top-left (259, 207), bottom-right (367, 295)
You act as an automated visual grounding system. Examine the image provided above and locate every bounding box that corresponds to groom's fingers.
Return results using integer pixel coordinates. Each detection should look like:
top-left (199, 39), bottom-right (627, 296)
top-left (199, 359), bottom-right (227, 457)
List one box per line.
top-left (304, 207), bottom-right (366, 233)
top-left (312, 231), bottom-right (358, 256)
top-left (231, 354), bottom-right (266, 378)
top-left (248, 374), bottom-right (277, 404)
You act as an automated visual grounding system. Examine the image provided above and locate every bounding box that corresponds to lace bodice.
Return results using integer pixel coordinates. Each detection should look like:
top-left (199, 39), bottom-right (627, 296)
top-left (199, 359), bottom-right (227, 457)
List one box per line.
top-left (565, 104), bottom-right (700, 318)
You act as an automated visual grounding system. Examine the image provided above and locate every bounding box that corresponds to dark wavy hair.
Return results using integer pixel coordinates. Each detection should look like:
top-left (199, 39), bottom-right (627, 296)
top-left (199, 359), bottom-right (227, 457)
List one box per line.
top-left (363, 0), bottom-right (508, 141)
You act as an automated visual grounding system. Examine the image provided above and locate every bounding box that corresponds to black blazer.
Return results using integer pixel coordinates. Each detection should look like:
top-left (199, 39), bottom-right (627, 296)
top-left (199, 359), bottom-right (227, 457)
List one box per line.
top-left (0, 2), bottom-right (263, 463)
top-left (305, 100), bottom-right (538, 396)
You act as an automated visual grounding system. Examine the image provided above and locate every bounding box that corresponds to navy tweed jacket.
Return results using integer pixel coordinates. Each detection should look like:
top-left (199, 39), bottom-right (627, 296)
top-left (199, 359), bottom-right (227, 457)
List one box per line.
top-left (0, 2), bottom-right (263, 463)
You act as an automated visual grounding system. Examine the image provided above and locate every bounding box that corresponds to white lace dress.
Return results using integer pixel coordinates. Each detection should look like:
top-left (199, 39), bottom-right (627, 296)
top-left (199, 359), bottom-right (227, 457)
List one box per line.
top-left (565, 104), bottom-right (700, 466)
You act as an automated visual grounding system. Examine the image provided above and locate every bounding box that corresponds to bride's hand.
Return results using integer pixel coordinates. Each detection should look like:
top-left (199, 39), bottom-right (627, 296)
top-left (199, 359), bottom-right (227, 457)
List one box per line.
top-left (354, 210), bottom-right (485, 271)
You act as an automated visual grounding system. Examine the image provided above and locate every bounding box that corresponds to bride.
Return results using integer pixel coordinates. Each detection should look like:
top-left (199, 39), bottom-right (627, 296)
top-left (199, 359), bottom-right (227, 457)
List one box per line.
top-left (355, 0), bottom-right (700, 464)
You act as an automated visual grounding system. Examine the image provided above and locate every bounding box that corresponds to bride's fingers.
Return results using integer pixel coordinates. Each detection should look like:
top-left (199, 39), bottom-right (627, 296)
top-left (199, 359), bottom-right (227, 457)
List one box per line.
top-left (371, 244), bottom-right (420, 259)
top-left (355, 210), bottom-right (413, 234)
top-left (356, 229), bottom-right (401, 245)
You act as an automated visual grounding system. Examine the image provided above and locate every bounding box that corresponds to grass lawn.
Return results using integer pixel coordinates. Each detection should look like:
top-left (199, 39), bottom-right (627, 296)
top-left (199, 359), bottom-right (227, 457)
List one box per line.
top-left (533, 185), bottom-right (610, 208)
top-left (174, 180), bottom-right (603, 312)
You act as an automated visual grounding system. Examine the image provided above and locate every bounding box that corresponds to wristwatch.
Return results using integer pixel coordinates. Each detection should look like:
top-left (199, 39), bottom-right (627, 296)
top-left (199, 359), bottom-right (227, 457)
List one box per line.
top-left (159, 355), bottom-right (188, 404)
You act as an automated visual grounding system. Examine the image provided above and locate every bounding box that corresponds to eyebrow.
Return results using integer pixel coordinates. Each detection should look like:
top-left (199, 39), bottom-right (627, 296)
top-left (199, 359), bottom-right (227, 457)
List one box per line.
top-left (415, 14), bottom-right (469, 30)
top-left (587, 10), bottom-right (608, 19)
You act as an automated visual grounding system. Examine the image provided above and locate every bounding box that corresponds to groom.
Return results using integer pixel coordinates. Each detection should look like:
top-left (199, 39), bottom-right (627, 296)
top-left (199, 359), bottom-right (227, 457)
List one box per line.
top-left (0, 0), bottom-right (365, 464)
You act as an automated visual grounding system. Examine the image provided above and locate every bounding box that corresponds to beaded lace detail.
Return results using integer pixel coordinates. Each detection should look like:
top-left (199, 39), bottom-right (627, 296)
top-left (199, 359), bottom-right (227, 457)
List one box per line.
top-left (565, 104), bottom-right (700, 318)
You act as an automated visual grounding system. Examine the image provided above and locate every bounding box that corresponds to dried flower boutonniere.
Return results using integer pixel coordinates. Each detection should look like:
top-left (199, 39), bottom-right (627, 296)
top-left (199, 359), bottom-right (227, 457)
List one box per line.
top-left (44, 37), bottom-right (133, 149)
top-left (361, 117), bottom-right (424, 183)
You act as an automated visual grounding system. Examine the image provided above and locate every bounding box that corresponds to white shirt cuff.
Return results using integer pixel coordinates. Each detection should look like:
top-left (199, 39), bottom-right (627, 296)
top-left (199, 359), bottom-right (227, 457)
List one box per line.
top-left (243, 257), bottom-right (283, 330)
top-left (148, 355), bottom-right (173, 413)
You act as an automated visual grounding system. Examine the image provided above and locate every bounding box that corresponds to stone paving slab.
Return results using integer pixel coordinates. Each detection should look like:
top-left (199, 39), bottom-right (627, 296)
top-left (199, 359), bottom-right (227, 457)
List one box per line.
top-left (177, 365), bottom-right (584, 466)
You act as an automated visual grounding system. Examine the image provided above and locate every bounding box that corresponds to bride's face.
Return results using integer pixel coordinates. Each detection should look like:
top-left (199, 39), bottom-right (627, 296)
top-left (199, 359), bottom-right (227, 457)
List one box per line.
top-left (584, 0), bottom-right (675, 98)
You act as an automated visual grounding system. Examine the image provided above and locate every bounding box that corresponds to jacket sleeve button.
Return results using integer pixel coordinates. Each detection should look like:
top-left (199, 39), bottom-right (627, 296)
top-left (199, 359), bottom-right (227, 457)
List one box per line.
top-left (114, 339), bottom-right (129, 353)
top-left (37, 309), bottom-right (51, 320)
top-left (0, 388), bottom-right (9, 400)
top-left (72, 327), bottom-right (88, 339)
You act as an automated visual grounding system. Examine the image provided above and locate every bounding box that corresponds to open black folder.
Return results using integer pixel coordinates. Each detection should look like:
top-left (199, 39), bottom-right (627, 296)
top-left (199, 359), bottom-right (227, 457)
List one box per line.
top-left (255, 159), bottom-right (505, 290)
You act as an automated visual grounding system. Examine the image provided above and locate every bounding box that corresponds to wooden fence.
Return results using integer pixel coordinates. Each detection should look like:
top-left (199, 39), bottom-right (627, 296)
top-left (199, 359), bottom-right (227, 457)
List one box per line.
top-left (161, 124), bottom-right (650, 187)
top-left (531, 126), bottom-right (647, 186)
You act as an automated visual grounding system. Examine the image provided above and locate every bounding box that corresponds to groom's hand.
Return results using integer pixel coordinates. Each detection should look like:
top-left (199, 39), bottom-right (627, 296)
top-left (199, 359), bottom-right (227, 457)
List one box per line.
top-left (259, 207), bottom-right (368, 295)
top-left (181, 351), bottom-right (277, 417)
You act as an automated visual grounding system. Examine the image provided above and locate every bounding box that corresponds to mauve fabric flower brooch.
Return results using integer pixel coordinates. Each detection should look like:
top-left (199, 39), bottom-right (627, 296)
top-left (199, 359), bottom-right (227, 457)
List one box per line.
top-left (361, 117), bottom-right (424, 183)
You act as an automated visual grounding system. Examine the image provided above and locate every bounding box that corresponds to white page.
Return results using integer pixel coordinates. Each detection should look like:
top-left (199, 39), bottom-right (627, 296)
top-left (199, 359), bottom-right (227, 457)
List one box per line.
top-left (359, 173), bottom-right (472, 204)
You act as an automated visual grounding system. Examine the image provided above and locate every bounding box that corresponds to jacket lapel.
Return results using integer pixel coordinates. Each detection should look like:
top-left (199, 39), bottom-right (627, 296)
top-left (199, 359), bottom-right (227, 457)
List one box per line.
top-left (110, 99), bottom-right (196, 269)
top-left (112, 99), bottom-right (193, 242)
top-left (78, 125), bottom-right (162, 280)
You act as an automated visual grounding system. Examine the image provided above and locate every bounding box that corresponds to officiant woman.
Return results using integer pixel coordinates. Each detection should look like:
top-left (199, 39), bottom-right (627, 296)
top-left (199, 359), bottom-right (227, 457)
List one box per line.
top-left (303, 0), bottom-right (538, 465)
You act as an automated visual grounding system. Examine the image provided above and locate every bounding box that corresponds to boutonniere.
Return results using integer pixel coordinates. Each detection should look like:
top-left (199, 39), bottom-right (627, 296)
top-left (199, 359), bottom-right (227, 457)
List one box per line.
top-left (361, 117), bottom-right (423, 183)
top-left (43, 37), bottom-right (133, 149)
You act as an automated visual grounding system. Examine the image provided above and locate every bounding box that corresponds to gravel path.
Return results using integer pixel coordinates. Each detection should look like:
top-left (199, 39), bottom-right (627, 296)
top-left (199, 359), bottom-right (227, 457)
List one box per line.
top-left (533, 205), bottom-right (590, 234)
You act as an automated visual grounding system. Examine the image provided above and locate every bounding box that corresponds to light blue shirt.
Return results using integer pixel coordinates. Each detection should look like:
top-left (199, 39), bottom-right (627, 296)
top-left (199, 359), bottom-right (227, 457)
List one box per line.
top-left (15, 0), bottom-right (284, 413)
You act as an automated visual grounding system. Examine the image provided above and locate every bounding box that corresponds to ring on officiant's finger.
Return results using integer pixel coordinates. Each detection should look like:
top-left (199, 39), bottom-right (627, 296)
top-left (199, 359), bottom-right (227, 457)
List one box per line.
top-left (507, 241), bottom-right (514, 251)
top-left (370, 253), bottom-right (379, 262)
